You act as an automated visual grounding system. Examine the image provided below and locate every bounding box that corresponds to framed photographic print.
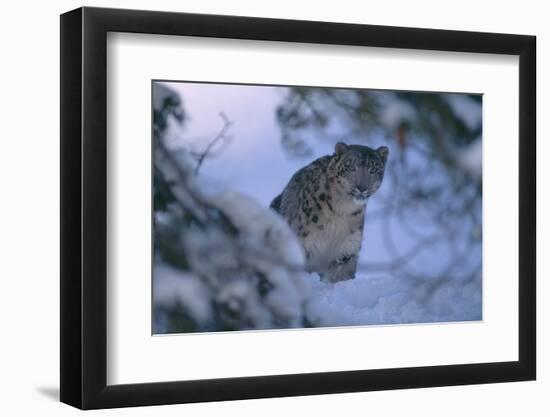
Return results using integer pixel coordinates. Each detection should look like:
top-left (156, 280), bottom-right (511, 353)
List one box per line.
top-left (60, 6), bottom-right (536, 409)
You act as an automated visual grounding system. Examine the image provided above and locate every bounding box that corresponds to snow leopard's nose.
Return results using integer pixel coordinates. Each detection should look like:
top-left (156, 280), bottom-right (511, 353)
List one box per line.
top-left (356, 185), bottom-right (368, 193)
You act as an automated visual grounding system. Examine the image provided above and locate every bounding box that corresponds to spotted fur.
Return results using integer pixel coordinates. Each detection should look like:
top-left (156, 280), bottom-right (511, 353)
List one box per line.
top-left (271, 142), bottom-right (388, 282)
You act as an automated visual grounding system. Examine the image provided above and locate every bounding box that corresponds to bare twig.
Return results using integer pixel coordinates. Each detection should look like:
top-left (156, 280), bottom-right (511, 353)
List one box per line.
top-left (194, 112), bottom-right (233, 175)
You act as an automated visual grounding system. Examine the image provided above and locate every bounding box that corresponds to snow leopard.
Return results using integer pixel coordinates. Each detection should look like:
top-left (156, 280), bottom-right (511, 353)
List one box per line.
top-left (270, 142), bottom-right (389, 283)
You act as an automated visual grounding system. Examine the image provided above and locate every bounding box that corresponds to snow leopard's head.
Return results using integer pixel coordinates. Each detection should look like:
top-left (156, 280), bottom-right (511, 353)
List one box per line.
top-left (328, 142), bottom-right (389, 205)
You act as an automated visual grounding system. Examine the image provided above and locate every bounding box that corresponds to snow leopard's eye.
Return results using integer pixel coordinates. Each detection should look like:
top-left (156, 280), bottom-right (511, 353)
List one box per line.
top-left (368, 161), bottom-right (382, 175)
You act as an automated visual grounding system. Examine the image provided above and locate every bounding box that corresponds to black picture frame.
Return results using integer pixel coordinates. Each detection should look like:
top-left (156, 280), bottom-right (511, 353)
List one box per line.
top-left (60, 6), bottom-right (536, 410)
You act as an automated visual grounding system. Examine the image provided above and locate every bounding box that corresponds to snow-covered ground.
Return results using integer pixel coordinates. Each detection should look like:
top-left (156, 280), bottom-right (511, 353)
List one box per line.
top-left (306, 272), bottom-right (481, 327)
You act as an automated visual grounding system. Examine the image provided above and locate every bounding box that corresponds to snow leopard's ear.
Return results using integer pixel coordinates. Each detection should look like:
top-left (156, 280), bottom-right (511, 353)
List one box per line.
top-left (334, 142), bottom-right (349, 155)
top-left (376, 146), bottom-right (389, 164)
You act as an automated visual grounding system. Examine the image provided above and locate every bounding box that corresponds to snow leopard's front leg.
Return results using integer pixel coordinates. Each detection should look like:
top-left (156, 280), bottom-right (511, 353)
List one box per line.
top-left (321, 254), bottom-right (358, 283)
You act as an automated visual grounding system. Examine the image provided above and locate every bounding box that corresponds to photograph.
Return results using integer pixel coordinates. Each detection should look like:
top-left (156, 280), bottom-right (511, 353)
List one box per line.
top-left (152, 80), bottom-right (483, 334)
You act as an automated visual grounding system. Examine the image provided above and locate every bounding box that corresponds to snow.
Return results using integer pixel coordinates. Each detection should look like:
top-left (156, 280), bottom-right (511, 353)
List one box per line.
top-left (445, 94), bottom-right (482, 131)
top-left (208, 191), bottom-right (306, 268)
top-left (152, 83), bottom-right (180, 112)
top-left (156, 188), bottom-right (310, 331)
top-left (306, 272), bottom-right (481, 327)
top-left (457, 137), bottom-right (482, 180)
top-left (153, 265), bottom-right (213, 325)
top-left (379, 95), bottom-right (417, 130)
top-left (206, 191), bottom-right (311, 326)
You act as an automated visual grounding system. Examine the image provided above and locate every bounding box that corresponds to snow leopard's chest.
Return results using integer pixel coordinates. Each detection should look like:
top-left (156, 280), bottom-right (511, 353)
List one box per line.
top-left (302, 210), bottom-right (364, 270)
